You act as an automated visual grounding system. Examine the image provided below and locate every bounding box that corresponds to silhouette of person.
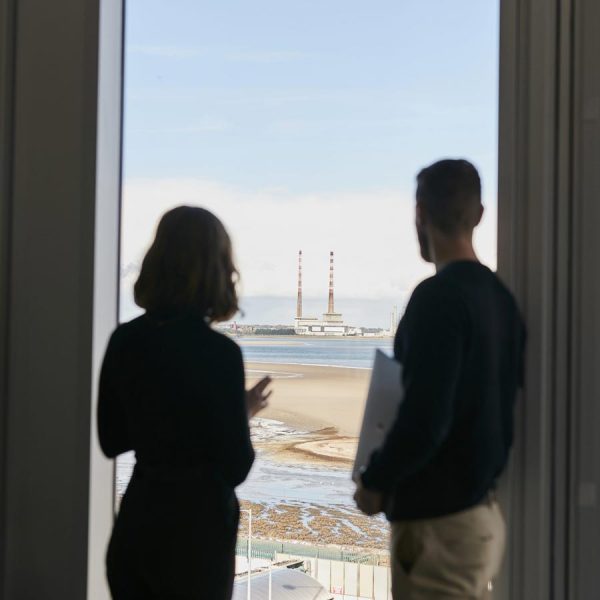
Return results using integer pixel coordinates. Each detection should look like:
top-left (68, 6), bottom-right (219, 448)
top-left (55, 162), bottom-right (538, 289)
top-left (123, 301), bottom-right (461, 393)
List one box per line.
top-left (355, 160), bottom-right (525, 599)
top-left (98, 206), bottom-right (271, 599)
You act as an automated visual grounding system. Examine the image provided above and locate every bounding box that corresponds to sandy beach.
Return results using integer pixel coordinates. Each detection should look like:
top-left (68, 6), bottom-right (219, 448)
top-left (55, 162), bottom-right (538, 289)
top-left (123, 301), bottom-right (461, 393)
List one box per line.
top-left (246, 362), bottom-right (370, 437)
top-left (237, 500), bottom-right (389, 553)
top-left (237, 360), bottom-right (392, 552)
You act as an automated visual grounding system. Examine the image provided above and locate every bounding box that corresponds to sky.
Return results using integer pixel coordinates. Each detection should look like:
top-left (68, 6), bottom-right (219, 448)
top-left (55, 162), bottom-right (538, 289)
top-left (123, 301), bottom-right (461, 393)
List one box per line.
top-left (121, 0), bottom-right (500, 327)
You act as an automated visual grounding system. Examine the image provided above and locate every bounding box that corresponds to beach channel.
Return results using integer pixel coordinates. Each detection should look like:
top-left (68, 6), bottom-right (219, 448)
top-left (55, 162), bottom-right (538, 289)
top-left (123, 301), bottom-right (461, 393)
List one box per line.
top-left (238, 360), bottom-right (389, 551)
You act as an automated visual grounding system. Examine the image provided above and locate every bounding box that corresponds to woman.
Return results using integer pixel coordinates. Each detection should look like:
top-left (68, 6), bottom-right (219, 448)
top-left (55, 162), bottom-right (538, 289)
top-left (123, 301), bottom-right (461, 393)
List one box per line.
top-left (98, 206), bottom-right (271, 599)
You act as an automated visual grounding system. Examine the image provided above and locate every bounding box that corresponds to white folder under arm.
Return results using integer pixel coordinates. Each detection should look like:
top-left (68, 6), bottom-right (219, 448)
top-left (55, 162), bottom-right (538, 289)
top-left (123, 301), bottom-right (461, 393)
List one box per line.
top-left (353, 349), bottom-right (404, 479)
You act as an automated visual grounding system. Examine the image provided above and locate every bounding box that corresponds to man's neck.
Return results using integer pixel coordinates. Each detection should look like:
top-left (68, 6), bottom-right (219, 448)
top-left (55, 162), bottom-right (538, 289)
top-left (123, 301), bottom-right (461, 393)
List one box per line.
top-left (431, 237), bottom-right (479, 272)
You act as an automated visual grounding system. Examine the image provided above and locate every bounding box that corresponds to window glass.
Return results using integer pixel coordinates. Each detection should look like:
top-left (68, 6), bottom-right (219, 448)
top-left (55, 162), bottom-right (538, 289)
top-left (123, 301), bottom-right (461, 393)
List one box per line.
top-left (119, 0), bottom-right (499, 593)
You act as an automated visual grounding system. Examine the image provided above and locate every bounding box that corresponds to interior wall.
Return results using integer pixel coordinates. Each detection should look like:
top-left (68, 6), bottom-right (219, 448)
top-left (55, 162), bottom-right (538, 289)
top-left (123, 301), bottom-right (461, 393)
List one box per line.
top-left (88, 0), bottom-right (124, 598)
top-left (0, 0), bottom-right (122, 598)
top-left (0, 0), bottom-right (15, 585)
top-left (498, 0), bottom-right (600, 598)
top-left (570, 1), bottom-right (600, 594)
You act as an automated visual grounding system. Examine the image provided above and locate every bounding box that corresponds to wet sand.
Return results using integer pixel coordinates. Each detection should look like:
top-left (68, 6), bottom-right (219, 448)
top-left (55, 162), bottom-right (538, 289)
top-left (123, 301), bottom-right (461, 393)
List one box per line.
top-left (239, 362), bottom-right (391, 552)
top-left (238, 499), bottom-right (389, 552)
top-left (246, 362), bottom-right (370, 438)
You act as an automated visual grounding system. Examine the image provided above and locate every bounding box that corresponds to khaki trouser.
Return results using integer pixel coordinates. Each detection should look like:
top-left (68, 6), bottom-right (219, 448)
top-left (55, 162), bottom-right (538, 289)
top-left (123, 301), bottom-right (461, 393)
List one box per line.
top-left (390, 500), bottom-right (505, 600)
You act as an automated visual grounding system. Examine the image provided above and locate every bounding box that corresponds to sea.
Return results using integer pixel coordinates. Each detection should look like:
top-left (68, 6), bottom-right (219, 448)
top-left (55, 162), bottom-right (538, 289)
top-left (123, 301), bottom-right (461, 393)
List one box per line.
top-left (238, 335), bottom-right (394, 369)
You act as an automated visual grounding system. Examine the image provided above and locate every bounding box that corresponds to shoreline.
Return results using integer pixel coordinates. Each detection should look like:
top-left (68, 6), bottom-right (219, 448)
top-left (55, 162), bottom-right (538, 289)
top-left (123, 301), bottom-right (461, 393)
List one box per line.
top-left (236, 334), bottom-right (393, 342)
top-left (247, 360), bottom-right (372, 371)
top-left (246, 361), bottom-right (370, 437)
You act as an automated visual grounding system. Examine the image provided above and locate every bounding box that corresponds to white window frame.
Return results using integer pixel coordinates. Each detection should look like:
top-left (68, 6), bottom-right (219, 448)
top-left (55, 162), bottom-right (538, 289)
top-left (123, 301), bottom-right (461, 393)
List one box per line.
top-left (0, 0), bottom-right (123, 598)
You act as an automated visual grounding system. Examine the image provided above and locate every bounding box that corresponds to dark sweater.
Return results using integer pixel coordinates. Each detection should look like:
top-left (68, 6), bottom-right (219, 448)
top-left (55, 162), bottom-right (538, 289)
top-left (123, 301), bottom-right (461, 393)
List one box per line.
top-left (98, 312), bottom-right (253, 598)
top-left (98, 312), bottom-right (254, 488)
top-left (362, 261), bottom-right (526, 521)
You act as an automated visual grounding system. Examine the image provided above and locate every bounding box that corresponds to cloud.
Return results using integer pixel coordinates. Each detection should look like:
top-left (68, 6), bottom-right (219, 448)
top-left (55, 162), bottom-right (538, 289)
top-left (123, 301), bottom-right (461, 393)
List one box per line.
top-left (121, 178), bottom-right (497, 305)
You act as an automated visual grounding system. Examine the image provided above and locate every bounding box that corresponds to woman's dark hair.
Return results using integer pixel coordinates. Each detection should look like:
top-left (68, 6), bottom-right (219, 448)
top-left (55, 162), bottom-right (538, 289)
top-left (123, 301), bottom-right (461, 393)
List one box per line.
top-left (134, 206), bottom-right (239, 322)
top-left (416, 159), bottom-right (482, 235)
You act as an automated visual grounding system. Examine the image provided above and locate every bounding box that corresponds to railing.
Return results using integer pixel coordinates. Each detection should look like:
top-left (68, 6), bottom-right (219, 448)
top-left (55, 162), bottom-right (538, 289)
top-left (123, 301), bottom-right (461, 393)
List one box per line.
top-left (235, 537), bottom-right (384, 565)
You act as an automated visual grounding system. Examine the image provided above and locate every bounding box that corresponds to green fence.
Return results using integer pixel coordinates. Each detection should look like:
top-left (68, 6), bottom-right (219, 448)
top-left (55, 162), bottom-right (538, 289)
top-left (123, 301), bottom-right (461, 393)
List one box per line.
top-left (235, 537), bottom-right (382, 565)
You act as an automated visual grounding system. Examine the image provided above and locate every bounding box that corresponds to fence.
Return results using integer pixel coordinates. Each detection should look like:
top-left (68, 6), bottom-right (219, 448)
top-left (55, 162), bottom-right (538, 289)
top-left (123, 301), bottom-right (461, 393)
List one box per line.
top-left (305, 558), bottom-right (391, 600)
top-left (235, 539), bottom-right (392, 600)
top-left (235, 537), bottom-right (385, 565)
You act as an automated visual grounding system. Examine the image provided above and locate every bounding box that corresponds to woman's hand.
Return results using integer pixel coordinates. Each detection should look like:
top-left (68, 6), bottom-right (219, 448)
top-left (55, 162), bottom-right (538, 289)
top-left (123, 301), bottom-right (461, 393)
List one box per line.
top-left (246, 376), bottom-right (272, 419)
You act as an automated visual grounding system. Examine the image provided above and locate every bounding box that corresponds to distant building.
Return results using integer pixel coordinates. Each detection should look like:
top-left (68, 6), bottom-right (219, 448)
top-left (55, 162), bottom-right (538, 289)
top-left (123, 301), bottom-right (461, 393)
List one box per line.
top-left (388, 304), bottom-right (399, 337)
top-left (294, 315), bottom-right (360, 336)
top-left (294, 250), bottom-right (360, 336)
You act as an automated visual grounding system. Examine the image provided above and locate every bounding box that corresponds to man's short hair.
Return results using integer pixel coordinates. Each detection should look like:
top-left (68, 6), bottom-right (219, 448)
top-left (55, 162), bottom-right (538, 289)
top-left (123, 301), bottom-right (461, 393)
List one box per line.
top-left (416, 159), bottom-right (482, 235)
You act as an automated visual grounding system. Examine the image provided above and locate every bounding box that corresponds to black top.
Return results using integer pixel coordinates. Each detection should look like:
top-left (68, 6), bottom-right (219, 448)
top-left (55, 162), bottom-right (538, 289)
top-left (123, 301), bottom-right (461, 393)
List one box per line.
top-left (98, 312), bottom-right (254, 489)
top-left (362, 261), bottom-right (526, 521)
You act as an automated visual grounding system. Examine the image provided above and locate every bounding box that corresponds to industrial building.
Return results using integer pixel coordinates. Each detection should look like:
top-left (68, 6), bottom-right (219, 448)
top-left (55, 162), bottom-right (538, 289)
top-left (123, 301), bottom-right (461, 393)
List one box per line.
top-left (294, 251), bottom-right (361, 336)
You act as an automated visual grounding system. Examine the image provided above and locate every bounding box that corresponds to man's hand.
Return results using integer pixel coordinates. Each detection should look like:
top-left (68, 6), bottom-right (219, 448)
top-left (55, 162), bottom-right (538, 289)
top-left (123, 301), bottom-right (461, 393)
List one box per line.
top-left (246, 376), bottom-right (272, 419)
top-left (353, 475), bottom-right (384, 516)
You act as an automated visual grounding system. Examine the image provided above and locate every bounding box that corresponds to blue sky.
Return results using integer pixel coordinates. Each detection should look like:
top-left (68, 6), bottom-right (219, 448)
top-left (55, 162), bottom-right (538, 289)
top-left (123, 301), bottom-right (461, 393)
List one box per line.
top-left (121, 0), bottom-right (500, 327)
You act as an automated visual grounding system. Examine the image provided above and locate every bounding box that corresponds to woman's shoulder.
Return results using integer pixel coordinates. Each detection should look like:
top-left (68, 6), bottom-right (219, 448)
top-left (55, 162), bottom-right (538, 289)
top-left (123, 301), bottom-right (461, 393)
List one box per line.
top-left (203, 324), bottom-right (242, 357)
top-left (99, 317), bottom-right (144, 362)
top-left (109, 314), bottom-right (242, 362)
top-left (186, 322), bottom-right (244, 378)
top-left (110, 315), bottom-right (147, 340)
top-left (106, 314), bottom-right (168, 355)
top-left (160, 313), bottom-right (242, 356)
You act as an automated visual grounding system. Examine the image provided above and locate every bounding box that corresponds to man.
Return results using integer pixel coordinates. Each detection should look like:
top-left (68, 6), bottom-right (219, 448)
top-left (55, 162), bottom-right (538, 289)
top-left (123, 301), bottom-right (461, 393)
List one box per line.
top-left (355, 159), bottom-right (525, 599)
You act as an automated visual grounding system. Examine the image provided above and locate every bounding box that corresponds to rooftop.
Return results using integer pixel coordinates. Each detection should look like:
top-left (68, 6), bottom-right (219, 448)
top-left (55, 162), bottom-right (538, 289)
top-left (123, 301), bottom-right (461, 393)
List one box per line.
top-left (233, 568), bottom-right (332, 600)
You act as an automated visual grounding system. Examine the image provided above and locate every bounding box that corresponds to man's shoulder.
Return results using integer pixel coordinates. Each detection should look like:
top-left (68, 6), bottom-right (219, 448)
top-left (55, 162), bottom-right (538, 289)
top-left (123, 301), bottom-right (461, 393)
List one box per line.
top-left (411, 263), bottom-right (517, 307)
top-left (409, 273), bottom-right (464, 307)
top-left (489, 272), bottom-right (522, 310)
top-left (399, 274), bottom-right (469, 337)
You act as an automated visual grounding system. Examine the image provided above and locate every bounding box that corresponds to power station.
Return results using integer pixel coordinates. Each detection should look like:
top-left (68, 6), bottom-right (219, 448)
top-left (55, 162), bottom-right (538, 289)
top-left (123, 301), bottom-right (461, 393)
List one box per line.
top-left (294, 250), bottom-right (356, 336)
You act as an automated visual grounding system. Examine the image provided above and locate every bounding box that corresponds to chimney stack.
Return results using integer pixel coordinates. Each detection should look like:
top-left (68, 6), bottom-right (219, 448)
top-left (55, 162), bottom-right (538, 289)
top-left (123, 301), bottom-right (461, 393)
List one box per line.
top-left (296, 250), bottom-right (303, 319)
top-left (328, 251), bottom-right (335, 314)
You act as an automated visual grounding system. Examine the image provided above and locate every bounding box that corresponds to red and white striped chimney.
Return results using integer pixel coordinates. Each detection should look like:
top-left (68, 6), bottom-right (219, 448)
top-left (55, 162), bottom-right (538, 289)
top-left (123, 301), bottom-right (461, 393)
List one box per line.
top-left (328, 251), bottom-right (335, 314)
top-left (296, 250), bottom-right (303, 319)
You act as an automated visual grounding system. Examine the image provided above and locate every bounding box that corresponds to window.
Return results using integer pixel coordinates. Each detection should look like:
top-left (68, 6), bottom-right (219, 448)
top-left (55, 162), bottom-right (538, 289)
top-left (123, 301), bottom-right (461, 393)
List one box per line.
top-left (118, 1), bottom-right (499, 596)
